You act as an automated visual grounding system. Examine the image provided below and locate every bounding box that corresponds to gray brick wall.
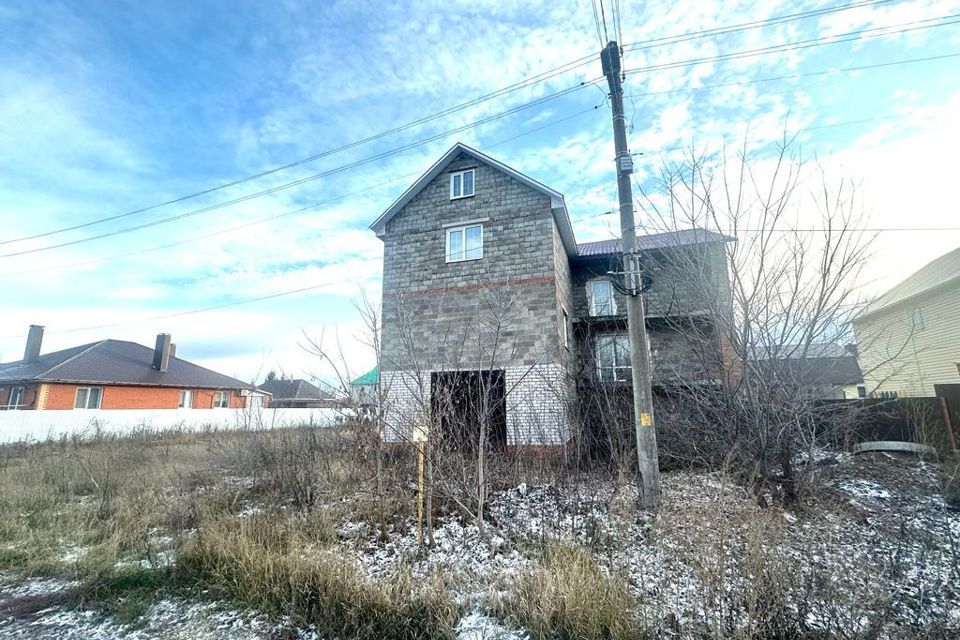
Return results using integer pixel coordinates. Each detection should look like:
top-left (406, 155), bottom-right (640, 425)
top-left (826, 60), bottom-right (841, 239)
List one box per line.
top-left (375, 148), bottom-right (734, 445)
top-left (570, 242), bottom-right (730, 321)
top-left (381, 152), bottom-right (565, 372)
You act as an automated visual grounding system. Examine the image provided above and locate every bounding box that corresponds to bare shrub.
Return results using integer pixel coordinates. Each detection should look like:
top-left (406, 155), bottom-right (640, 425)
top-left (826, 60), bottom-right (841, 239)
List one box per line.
top-left (635, 134), bottom-right (891, 501)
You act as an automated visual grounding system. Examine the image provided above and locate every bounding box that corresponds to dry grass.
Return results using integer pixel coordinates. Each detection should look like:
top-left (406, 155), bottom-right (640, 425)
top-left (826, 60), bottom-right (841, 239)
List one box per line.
top-left (0, 425), bottom-right (419, 624)
top-left (493, 542), bottom-right (644, 640)
top-left (0, 427), bottom-right (955, 639)
top-left (176, 515), bottom-right (459, 640)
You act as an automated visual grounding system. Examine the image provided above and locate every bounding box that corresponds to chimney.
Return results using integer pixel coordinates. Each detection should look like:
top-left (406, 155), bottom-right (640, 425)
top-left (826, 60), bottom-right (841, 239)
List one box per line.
top-left (152, 333), bottom-right (172, 372)
top-left (169, 343), bottom-right (177, 359)
top-left (23, 325), bottom-right (44, 363)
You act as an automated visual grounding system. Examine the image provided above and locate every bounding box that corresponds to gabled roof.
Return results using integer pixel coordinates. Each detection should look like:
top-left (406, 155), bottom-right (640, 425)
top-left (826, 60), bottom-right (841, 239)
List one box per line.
top-left (576, 229), bottom-right (733, 257)
top-left (369, 142), bottom-right (578, 255)
top-left (0, 340), bottom-right (252, 389)
top-left (256, 378), bottom-right (335, 402)
top-left (857, 245), bottom-right (960, 321)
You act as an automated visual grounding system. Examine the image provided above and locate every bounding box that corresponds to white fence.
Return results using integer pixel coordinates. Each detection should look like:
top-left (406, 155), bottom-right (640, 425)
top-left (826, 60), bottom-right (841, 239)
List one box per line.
top-left (0, 407), bottom-right (342, 445)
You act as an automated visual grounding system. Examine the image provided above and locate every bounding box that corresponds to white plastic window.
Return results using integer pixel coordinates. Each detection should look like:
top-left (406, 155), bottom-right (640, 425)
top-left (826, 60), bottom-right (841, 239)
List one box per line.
top-left (446, 224), bottom-right (483, 262)
top-left (450, 169), bottom-right (475, 199)
top-left (596, 335), bottom-right (631, 381)
top-left (74, 387), bottom-right (103, 409)
top-left (589, 279), bottom-right (617, 316)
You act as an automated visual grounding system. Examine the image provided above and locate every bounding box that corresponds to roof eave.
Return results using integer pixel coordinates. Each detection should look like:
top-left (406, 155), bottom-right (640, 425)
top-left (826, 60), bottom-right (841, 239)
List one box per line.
top-left (855, 272), bottom-right (960, 324)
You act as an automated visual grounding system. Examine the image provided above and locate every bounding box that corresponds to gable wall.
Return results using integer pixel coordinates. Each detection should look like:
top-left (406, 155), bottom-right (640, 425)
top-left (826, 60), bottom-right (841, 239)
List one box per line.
top-left (381, 152), bottom-right (564, 371)
top-left (855, 283), bottom-right (960, 396)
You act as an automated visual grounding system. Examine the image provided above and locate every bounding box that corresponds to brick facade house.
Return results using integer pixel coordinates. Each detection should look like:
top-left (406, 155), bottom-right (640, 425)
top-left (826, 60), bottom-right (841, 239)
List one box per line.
top-left (371, 143), bottom-right (732, 448)
top-left (0, 327), bottom-right (261, 410)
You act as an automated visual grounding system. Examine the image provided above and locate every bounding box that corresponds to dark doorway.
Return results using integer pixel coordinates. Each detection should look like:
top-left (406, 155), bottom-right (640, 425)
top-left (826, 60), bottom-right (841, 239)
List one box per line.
top-left (430, 370), bottom-right (507, 451)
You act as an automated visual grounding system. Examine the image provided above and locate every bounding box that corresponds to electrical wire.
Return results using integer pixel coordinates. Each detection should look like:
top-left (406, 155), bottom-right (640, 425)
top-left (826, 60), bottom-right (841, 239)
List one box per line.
top-left (622, 52), bottom-right (960, 102)
top-left (2, 103), bottom-right (604, 278)
top-left (599, 0), bottom-right (611, 43)
top-left (590, 0), bottom-right (605, 47)
top-left (1, 0), bottom-right (898, 247)
top-left (0, 56), bottom-right (598, 248)
top-left (10, 11), bottom-right (941, 261)
top-left (623, 12), bottom-right (960, 76)
top-left (0, 80), bottom-right (603, 260)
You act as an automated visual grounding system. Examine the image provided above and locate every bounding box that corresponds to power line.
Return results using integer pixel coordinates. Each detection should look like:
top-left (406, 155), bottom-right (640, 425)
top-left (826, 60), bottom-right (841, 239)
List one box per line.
top-left (0, 80), bottom-right (603, 260)
top-left (0, 56), bottom-right (598, 248)
top-left (51, 278), bottom-right (353, 337)
top-left (2, 0), bottom-right (897, 248)
top-left (0, 105), bottom-right (609, 343)
top-left (623, 0), bottom-right (894, 54)
top-left (590, 0), bottom-right (605, 47)
top-left (623, 12), bottom-right (960, 76)
top-left (2, 103), bottom-right (604, 278)
top-left (599, 0), bottom-right (611, 43)
top-left (622, 52), bottom-right (960, 102)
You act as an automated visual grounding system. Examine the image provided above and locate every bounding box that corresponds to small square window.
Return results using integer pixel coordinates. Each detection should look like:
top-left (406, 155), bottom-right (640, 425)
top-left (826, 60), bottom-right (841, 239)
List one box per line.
top-left (213, 391), bottom-right (230, 408)
top-left (178, 389), bottom-right (193, 408)
top-left (446, 223), bottom-right (483, 262)
top-left (450, 169), bottom-right (475, 199)
top-left (74, 386), bottom-right (102, 409)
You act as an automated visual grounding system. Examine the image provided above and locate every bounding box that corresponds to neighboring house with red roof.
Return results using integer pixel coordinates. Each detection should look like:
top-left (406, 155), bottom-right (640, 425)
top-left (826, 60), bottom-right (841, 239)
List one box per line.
top-left (0, 326), bottom-right (261, 411)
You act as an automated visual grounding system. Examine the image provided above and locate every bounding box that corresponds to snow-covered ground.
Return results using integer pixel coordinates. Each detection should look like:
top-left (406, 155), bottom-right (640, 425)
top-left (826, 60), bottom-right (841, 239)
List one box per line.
top-left (1, 451), bottom-right (956, 639)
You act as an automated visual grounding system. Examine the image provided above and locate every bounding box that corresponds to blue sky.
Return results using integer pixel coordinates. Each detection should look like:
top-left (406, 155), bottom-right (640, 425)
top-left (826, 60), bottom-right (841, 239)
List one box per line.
top-left (1, 0), bottom-right (958, 382)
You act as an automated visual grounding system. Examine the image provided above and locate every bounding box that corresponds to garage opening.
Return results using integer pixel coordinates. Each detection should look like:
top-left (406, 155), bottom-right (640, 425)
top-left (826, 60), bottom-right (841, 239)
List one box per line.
top-left (430, 370), bottom-right (507, 451)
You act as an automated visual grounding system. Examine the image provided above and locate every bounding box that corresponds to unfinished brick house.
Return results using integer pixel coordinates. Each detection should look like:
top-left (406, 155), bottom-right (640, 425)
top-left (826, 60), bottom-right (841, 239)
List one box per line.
top-left (371, 143), bottom-right (732, 448)
top-left (0, 327), bottom-right (261, 411)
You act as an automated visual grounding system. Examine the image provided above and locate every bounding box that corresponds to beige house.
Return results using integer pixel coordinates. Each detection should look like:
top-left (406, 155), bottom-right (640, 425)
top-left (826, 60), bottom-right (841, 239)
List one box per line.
top-left (853, 247), bottom-right (960, 397)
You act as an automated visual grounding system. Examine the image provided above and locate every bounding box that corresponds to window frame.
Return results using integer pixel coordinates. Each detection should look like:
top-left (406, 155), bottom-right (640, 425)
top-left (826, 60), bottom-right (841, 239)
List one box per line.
top-left (912, 308), bottom-right (924, 331)
top-left (6, 386), bottom-right (24, 409)
top-left (588, 279), bottom-right (617, 316)
top-left (178, 389), bottom-right (194, 409)
top-left (596, 334), bottom-right (631, 382)
top-left (449, 169), bottom-right (476, 200)
top-left (561, 308), bottom-right (570, 350)
top-left (445, 223), bottom-right (484, 263)
top-left (74, 386), bottom-right (103, 410)
top-left (213, 390), bottom-right (230, 408)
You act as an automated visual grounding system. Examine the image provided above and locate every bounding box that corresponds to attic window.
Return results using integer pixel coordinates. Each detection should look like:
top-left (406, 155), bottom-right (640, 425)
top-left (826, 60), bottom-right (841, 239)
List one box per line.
top-left (450, 169), bottom-right (475, 199)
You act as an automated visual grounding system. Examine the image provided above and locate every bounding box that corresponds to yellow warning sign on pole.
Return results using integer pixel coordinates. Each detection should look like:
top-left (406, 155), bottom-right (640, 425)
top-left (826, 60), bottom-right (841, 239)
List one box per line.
top-left (640, 413), bottom-right (652, 426)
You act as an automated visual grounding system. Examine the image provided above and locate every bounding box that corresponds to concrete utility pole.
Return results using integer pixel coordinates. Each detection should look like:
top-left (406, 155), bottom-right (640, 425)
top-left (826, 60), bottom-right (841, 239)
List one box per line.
top-left (601, 41), bottom-right (661, 510)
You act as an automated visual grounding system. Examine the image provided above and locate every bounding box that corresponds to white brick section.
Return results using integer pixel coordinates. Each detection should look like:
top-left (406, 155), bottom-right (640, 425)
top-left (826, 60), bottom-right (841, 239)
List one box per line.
top-left (382, 364), bottom-right (572, 446)
top-left (505, 363), bottom-right (571, 445)
top-left (381, 369), bottom-right (430, 442)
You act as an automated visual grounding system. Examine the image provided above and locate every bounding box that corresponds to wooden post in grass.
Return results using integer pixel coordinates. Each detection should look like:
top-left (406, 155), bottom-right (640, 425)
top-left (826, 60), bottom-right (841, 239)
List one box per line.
top-left (413, 423), bottom-right (428, 545)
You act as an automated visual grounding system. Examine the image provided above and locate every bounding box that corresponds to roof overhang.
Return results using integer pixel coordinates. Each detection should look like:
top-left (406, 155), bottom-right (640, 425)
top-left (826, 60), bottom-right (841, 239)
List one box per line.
top-left (369, 142), bottom-right (578, 256)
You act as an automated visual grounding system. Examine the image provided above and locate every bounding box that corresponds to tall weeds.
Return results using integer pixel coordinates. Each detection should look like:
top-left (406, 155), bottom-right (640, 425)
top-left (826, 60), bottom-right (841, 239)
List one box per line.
top-left (176, 515), bottom-right (459, 640)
